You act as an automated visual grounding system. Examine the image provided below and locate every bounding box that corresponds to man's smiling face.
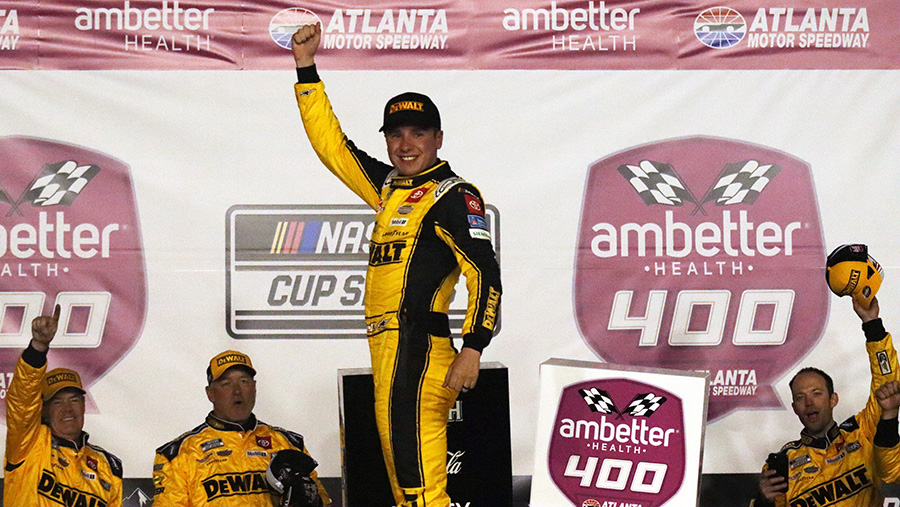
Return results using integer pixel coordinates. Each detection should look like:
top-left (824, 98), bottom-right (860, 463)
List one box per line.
top-left (385, 125), bottom-right (443, 176)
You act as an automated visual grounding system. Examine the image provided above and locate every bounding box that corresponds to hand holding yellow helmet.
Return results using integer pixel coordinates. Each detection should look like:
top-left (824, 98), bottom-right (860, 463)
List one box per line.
top-left (825, 244), bottom-right (884, 307)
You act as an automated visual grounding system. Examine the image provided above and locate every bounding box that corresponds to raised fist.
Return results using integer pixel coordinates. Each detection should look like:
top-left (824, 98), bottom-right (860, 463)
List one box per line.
top-left (877, 380), bottom-right (900, 420)
top-left (31, 304), bottom-right (61, 353)
top-left (291, 24), bottom-right (321, 68)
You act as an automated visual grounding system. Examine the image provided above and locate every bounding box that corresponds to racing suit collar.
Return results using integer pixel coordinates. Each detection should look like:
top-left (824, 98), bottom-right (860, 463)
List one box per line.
top-left (206, 411), bottom-right (258, 433)
top-left (51, 431), bottom-right (89, 451)
top-left (390, 160), bottom-right (451, 188)
top-left (799, 421), bottom-right (841, 449)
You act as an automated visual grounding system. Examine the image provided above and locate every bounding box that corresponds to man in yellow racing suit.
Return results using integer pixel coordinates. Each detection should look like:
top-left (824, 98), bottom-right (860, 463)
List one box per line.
top-left (290, 24), bottom-right (502, 507)
top-left (754, 297), bottom-right (900, 507)
top-left (152, 350), bottom-right (330, 506)
top-left (4, 305), bottom-right (123, 507)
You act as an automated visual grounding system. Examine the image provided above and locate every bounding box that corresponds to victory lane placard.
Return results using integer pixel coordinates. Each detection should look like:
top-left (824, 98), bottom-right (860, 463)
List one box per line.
top-left (531, 359), bottom-right (708, 507)
top-left (0, 136), bottom-right (146, 419)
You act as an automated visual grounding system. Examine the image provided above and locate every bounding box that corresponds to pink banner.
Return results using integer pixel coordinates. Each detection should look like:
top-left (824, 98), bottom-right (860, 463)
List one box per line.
top-left (1, 0), bottom-right (898, 70)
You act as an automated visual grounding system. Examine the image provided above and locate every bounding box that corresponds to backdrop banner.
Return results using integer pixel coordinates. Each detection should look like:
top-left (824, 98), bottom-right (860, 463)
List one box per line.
top-left (3, 2), bottom-right (900, 507)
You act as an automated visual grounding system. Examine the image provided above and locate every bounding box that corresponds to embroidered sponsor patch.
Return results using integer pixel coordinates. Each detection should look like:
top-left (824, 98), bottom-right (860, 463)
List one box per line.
top-left (100, 478), bottom-right (111, 492)
top-left (468, 214), bottom-right (488, 230)
top-left (153, 463), bottom-right (164, 471)
top-left (465, 195), bottom-right (484, 215)
top-left (217, 450), bottom-right (232, 457)
top-left (470, 228), bottom-right (491, 240)
top-left (201, 439), bottom-right (224, 452)
top-left (483, 287), bottom-right (500, 331)
top-left (789, 454), bottom-right (811, 469)
top-left (398, 205), bottom-right (414, 215)
top-left (81, 470), bottom-right (96, 481)
top-left (434, 178), bottom-right (461, 200)
top-left (406, 186), bottom-right (428, 202)
top-left (86, 457), bottom-right (98, 472)
top-left (825, 451), bottom-right (845, 464)
top-left (247, 450), bottom-right (268, 457)
top-left (390, 218), bottom-right (408, 227)
top-left (846, 441), bottom-right (861, 453)
top-left (877, 350), bottom-right (893, 375)
top-left (804, 466), bottom-right (819, 474)
top-left (256, 436), bottom-right (272, 449)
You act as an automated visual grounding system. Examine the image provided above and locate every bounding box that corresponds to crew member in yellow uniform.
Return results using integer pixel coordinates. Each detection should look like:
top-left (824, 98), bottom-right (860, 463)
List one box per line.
top-left (4, 305), bottom-right (123, 507)
top-left (754, 297), bottom-right (900, 507)
top-left (290, 24), bottom-right (502, 507)
top-left (152, 350), bottom-right (330, 506)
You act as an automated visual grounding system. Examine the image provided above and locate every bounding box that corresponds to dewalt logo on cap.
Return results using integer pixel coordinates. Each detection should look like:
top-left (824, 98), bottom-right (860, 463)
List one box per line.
top-left (41, 368), bottom-right (85, 401)
top-left (208, 350), bottom-right (256, 382)
top-left (46, 372), bottom-right (79, 386)
top-left (217, 354), bottom-right (249, 367)
top-left (388, 101), bottom-right (425, 115)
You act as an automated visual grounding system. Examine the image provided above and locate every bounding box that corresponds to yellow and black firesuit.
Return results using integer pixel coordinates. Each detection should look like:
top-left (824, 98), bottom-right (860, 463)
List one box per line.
top-left (753, 319), bottom-right (900, 507)
top-left (4, 345), bottom-right (123, 507)
top-left (152, 412), bottom-right (331, 506)
top-left (293, 66), bottom-right (502, 507)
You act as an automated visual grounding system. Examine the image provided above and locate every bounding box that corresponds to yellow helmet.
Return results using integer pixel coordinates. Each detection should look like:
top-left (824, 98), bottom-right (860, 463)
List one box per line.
top-left (825, 244), bottom-right (883, 306)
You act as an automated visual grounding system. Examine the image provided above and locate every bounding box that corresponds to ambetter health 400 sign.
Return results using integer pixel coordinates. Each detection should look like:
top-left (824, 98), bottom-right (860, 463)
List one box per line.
top-left (0, 137), bottom-right (145, 418)
top-left (574, 136), bottom-right (827, 421)
top-left (531, 360), bottom-right (708, 507)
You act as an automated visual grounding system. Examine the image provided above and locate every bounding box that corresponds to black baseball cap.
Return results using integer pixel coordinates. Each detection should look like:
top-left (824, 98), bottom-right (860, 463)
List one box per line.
top-left (379, 92), bottom-right (441, 132)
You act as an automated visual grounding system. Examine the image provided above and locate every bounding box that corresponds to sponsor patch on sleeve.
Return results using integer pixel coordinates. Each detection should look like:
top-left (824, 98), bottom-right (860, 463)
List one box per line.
top-left (877, 350), bottom-right (892, 375)
top-left (465, 195), bottom-right (484, 215)
top-left (467, 214), bottom-right (488, 230)
top-left (470, 228), bottom-right (491, 240)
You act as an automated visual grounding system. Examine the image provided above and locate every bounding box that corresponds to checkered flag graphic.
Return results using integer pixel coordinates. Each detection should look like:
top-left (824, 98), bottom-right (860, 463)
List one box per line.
top-left (624, 393), bottom-right (667, 417)
top-left (702, 160), bottom-right (781, 206)
top-left (22, 160), bottom-right (100, 207)
top-left (617, 160), bottom-right (697, 207)
top-left (579, 387), bottom-right (619, 415)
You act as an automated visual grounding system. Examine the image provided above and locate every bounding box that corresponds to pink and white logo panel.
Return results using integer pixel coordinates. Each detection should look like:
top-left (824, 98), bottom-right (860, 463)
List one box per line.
top-left (0, 137), bottom-right (146, 418)
top-left (548, 378), bottom-right (685, 507)
top-left (574, 137), bottom-right (827, 421)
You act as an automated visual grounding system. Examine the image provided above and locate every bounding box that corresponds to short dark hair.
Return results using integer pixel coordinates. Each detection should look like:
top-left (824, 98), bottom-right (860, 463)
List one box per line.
top-left (789, 367), bottom-right (834, 396)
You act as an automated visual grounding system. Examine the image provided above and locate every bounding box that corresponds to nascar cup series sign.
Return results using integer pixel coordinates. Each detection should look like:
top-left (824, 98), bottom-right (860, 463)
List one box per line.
top-left (0, 137), bottom-right (145, 420)
top-left (226, 204), bottom-right (499, 339)
top-left (531, 359), bottom-right (708, 507)
top-left (574, 137), bottom-right (826, 421)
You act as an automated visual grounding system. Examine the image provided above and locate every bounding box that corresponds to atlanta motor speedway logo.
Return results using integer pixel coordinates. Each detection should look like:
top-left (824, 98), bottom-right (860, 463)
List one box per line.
top-left (573, 137), bottom-right (826, 421)
top-left (694, 7), bottom-right (745, 49)
top-left (694, 6), bottom-right (870, 50)
top-left (269, 8), bottom-right (320, 50)
top-left (0, 137), bottom-right (146, 421)
top-left (225, 204), bottom-right (499, 339)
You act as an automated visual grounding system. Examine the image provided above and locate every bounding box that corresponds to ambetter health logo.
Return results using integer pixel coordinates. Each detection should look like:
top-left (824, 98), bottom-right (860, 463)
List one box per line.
top-left (0, 137), bottom-right (145, 418)
top-left (549, 379), bottom-right (685, 507)
top-left (574, 137), bottom-right (826, 421)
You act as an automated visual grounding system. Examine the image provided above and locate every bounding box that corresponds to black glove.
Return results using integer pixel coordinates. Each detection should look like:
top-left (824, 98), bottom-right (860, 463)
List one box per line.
top-left (266, 449), bottom-right (323, 507)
